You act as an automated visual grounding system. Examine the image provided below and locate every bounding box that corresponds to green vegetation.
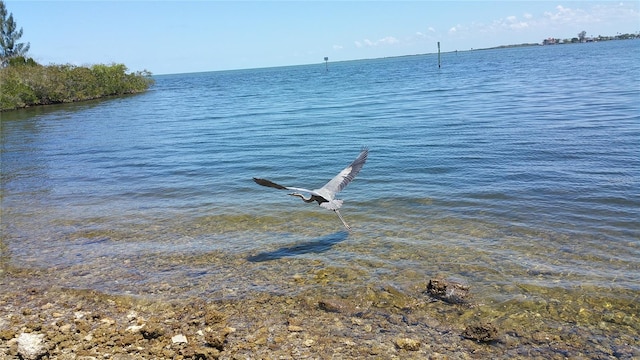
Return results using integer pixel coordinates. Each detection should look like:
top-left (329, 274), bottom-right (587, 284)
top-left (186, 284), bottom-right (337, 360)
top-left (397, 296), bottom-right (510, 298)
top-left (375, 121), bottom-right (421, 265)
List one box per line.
top-left (0, 59), bottom-right (154, 111)
top-left (0, 0), bottom-right (153, 111)
top-left (1, 0), bottom-right (30, 65)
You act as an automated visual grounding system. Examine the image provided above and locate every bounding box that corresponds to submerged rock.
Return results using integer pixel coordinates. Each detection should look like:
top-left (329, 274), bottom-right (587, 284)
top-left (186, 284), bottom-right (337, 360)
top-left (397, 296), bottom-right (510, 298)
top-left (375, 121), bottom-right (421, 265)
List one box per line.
top-left (426, 278), bottom-right (470, 304)
top-left (462, 323), bottom-right (499, 342)
top-left (318, 299), bottom-right (352, 313)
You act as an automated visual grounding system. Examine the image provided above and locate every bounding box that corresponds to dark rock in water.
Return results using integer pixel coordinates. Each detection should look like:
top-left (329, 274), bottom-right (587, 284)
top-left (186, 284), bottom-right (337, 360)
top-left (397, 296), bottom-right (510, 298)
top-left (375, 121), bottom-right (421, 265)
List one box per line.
top-left (318, 299), bottom-right (350, 313)
top-left (140, 324), bottom-right (164, 340)
top-left (426, 278), bottom-right (470, 304)
top-left (462, 323), bottom-right (499, 342)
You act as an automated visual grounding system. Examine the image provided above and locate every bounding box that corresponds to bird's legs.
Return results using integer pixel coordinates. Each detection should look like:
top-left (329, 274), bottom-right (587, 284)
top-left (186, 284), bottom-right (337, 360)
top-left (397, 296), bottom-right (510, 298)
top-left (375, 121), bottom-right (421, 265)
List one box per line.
top-left (289, 193), bottom-right (352, 231)
top-left (334, 209), bottom-right (351, 232)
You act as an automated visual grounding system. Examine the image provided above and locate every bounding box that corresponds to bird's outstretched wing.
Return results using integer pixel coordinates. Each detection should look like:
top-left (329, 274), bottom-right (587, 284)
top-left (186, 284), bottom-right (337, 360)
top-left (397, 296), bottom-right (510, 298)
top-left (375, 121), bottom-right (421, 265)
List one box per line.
top-left (253, 178), bottom-right (314, 194)
top-left (253, 177), bottom-right (289, 190)
top-left (317, 148), bottom-right (368, 198)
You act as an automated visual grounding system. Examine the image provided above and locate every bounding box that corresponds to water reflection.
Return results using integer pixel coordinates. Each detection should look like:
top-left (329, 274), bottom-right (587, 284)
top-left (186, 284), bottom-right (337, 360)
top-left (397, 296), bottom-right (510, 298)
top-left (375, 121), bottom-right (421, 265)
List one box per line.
top-left (247, 231), bottom-right (349, 262)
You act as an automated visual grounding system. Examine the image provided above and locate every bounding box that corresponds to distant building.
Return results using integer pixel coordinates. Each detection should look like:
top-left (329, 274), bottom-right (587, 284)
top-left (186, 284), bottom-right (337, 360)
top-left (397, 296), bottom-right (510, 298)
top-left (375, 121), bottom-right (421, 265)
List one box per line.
top-left (542, 32), bottom-right (640, 46)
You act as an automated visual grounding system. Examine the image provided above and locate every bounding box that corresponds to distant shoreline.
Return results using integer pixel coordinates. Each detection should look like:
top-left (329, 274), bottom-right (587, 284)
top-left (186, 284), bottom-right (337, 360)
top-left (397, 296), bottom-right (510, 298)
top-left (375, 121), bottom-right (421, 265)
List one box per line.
top-left (477, 36), bottom-right (639, 51)
top-left (369, 36), bottom-right (640, 63)
top-left (341, 36), bottom-right (636, 65)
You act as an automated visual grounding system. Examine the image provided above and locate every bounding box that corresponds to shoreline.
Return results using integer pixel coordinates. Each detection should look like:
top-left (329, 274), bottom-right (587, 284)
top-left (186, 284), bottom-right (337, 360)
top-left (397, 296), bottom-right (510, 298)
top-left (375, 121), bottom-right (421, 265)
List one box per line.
top-left (2, 268), bottom-right (638, 359)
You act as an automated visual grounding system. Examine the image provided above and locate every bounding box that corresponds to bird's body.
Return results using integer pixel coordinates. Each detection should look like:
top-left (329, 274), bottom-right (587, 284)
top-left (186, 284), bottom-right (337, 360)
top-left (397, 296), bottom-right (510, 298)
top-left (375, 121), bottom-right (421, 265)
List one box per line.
top-left (253, 148), bottom-right (368, 231)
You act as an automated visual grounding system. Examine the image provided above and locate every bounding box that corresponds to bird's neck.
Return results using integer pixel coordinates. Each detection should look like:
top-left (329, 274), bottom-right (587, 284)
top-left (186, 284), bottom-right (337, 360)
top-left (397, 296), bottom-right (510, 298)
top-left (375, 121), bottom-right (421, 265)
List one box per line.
top-left (290, 193), bottom-right (318, 203)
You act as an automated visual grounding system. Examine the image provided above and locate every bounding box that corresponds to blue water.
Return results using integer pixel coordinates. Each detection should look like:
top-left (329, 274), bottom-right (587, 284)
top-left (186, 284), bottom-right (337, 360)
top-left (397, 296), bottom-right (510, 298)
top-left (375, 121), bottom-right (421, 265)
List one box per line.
top-left (2, 41), bottom-right (639, 333)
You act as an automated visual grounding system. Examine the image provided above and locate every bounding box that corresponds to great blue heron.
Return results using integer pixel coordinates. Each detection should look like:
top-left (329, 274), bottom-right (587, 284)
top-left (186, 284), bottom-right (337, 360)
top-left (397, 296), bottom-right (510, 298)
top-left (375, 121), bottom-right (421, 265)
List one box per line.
top-left (253, 148), bottom-right (368, 231)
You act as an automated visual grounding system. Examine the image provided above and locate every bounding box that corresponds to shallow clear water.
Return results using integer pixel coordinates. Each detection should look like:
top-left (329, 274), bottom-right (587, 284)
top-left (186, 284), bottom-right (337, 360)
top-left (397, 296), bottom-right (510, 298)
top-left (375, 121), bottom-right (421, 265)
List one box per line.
top-left (2, 41), bottom-right (639, 334)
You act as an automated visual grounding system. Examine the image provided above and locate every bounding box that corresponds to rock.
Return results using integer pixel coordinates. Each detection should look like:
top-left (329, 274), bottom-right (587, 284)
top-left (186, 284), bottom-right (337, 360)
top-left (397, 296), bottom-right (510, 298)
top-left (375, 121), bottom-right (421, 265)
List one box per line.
top-left (58, 323), bottom-right (73, 334)
top-left (462, 323), bottom-right (499, 342)
top-left (187, 347), bottom-right (220, 359)
top-left (125, 324), bottom-right (144, 332)
top-left (531, 330), bottom-right (560, 344)
top-left (395, 337), bottom-right (421, 351)
top-left (204, 308), bottom-right (225, 325)
top-left (287, 316), bottom-right (302, 326)
top-left (343, 339), bottom-right (356, 346)
top-left (303, 339), bottom-right (314, 347)
top-left (318, 299), bottom-right (354, 313)
top-left (140, 324), bottom-right (164, 340)
top-left (0, 329), bottom-right (16, 341)
top-left (204, 332), bottom-right (227, 351)
top-left (287, 325), bottom-right (304, 332)
top-left (126, 310), bottom-right (138, 321)
top-left (100, 317), bottom-right (116, 326)
top-left (171, 334), bottom-right (188, 344)
top-left (118, 331), bottom-right (140, 346)
top-left (426, 278), bottom-right (470, 304)
top-left (376, 285), bottom-right (415, 309)
top-left (17, 332), bottom-right (48, 360)
top-left (287, 317), bottom-right (304, 332)
top-left (74, 311), bottom-right (87, 320)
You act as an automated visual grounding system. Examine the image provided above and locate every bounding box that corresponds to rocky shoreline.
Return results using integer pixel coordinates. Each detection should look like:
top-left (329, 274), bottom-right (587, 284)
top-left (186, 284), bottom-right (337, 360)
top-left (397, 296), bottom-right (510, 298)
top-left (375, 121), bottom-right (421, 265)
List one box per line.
top-left (0, 282), bottom-right (471, 359)
top-left (2, 271), bottom-right (638, 360)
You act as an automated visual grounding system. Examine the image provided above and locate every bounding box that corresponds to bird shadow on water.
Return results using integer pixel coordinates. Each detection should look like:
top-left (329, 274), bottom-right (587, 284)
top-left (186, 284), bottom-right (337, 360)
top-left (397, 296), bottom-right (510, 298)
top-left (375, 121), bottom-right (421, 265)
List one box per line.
top-left (246, 231), bottom-right (349, 262)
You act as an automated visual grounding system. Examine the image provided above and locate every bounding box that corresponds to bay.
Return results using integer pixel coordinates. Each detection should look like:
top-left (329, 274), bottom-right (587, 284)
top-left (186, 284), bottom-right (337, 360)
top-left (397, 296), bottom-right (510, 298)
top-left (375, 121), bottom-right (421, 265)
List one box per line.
top-left (2, 40), bottom-right (639, 351)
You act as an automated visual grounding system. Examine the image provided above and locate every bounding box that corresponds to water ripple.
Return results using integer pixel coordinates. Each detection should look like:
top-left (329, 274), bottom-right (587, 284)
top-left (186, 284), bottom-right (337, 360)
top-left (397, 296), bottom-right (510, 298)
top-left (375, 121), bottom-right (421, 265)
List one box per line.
top-left (1, 41), bottom-right (639, 316)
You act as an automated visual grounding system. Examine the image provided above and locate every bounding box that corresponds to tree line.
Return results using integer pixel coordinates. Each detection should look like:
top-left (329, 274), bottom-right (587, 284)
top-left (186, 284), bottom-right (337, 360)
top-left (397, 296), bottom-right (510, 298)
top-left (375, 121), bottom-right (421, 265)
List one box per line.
top-left (543, 30), bottom-right (640, 45)
top-left (0, 1), bottom-right (154, 111)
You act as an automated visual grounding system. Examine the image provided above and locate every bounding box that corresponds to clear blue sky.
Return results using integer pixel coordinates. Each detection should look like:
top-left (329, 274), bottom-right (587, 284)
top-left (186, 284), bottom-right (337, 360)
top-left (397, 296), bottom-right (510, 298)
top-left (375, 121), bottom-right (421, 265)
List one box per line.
top-left (6, 1), bottom-right (640, 74)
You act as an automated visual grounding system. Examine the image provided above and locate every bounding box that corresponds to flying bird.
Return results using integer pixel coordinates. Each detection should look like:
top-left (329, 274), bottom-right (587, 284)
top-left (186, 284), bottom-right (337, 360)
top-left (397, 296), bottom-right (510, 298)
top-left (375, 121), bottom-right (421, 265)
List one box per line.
top-left (253, 148), bottom-right (368, 231)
